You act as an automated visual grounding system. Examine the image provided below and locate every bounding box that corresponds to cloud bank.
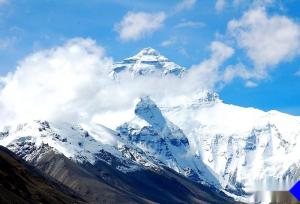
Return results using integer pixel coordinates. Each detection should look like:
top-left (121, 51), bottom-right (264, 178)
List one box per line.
top-left (0, 38), bottom-right (231, 127)
top-left (0, 39), bottom-right (113, 125)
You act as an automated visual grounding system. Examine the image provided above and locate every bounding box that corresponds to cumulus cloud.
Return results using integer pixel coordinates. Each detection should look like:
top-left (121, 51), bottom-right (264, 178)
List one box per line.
top-left (0, 38), bottom-right (113, 125)
top-left (228, 8), bottom-right (300, 78)
top-left (115, 12), bottom-right (166, 41)
top-left (189, 41), bottom-right (234, 89)
top-left (175, 0), bottom-right (197, 12)
top-left (222, 63), bottom-right (261, 87)
top-left (0, 38), bottom-right (230, 127)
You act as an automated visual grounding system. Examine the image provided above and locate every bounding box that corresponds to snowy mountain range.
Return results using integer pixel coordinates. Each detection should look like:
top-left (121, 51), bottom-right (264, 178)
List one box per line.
top-left (1, 48), bottom-right (300, 203)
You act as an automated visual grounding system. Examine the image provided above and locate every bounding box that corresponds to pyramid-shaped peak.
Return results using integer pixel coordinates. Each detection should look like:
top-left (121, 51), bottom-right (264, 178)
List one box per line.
top-left (111, 47), bottom-right (186, 78)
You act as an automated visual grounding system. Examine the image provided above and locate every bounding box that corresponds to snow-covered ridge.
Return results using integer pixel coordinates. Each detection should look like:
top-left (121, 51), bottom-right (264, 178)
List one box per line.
top-left (110, 47), bottom-right (186, 78)
top-left (1, 48), bottom-right (300, 203)
top-left (108, 48), bottom-right (300, 201)
top-left (162, 100), bottom-right (300, 194)
top-left (111, 95), bottom-right (300, 202)
top-left (117, 97), bottom-right (221, 187)
top-left (0, 120), bottom-right (160, 173)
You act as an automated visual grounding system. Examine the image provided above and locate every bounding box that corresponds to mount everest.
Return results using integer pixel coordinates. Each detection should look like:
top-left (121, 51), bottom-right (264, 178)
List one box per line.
top-left (1, 47), bottom-right (300, 203)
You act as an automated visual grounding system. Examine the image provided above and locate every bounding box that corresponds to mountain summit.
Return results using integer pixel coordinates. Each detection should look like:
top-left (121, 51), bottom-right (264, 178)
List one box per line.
top-left (1, 48), bottom-right (300, 203)
top-left (110, 47), bottom-right (186, 78)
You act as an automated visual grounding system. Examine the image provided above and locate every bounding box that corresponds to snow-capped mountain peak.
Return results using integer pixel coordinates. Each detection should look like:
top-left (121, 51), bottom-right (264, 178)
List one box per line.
top-left (2, 47), bottom-right (300, 203)
top-left (117, 96), bottom-right (221, 187)
top-left (110, 47), bottom-right (186, 78)
top-left (135, 96), bottom-right (166, 130)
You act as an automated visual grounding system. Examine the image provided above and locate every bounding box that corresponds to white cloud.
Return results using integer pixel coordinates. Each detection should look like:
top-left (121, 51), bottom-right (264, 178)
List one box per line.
top-left (0, 38), bottom-right (228, 127)
top-left (189, 41), bottom-right (234, 89)
top-left (223, 63), bottom-right (252, 83)
top-left (215, 0), bottom-right (226, 12)
top-left (175, 20), bottom-right (205, 29)
top-left (210, 41), bottom-right (235, 64)
top-left (115, 11), bottom-right (166, 41)
top-left (0, 38), bottom-right (113, 125)
top-left (175, 0), bottom-right (197, 12)
top-left (228, 8), bottom-right (300, 78)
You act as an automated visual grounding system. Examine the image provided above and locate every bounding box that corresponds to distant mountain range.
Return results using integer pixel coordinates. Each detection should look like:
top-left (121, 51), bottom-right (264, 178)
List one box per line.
top-left (1, 48), bottom-right (300, 203)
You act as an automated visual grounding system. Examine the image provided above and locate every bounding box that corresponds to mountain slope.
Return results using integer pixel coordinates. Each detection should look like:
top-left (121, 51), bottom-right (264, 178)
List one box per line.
top-left (1, 48), bottom-right (300, 203)
top-left (161, 98), bottom-right (300, 192)
top-left (0, 146), bottom-right (86, 204)
top-left (0, 121), bottom-right (239, 203)
top-left (117, 96), bottom-right (221, 187)
top-left (113, 93), bottom-right (300, 201)
top-left (29, 148), bottom-right (152, 204)
top-left (106, 48), bottom-right (300, 202)
top-left (35, 149), bottom-right (238, 204)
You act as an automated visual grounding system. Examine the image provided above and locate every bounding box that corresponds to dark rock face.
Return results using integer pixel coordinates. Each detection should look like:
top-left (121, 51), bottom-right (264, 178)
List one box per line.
top-left (24, 148), bottom-right (239, 204)
top-left (0, 143), bottom-right (241, 204)
top-left (0, 146), bottom-right (86, 204)
top-left (30, 150), bottom-right (148, 204)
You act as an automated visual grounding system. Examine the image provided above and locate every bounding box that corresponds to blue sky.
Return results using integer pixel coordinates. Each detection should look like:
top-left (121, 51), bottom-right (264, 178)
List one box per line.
top-left (0, 0), bottom-right (300, 115)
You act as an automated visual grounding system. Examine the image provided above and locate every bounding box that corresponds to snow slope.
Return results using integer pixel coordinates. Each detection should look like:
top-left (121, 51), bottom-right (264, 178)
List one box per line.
top-left (110, 93), bottom-right (300, 202)
top-left (1, 48), bottom-right (300, 203)
top-left (108, 48), bottom-right (300, 201)
top-left (0, 120), bottom-right (159, 173)
top-left (161, 96), bottom-right (300, 192)
top-left (117, 96), bottom-right (221, 187)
